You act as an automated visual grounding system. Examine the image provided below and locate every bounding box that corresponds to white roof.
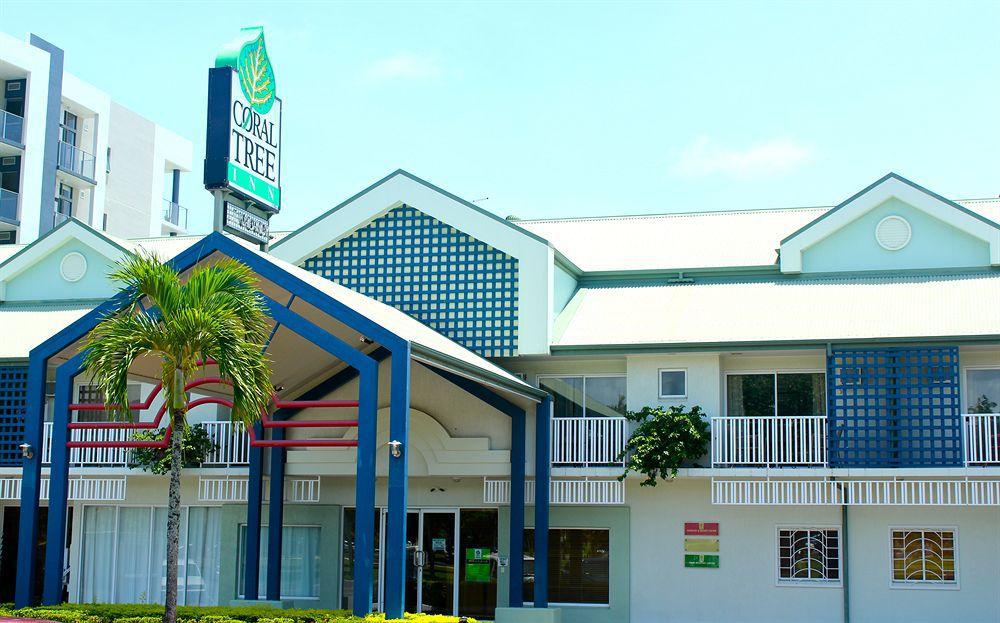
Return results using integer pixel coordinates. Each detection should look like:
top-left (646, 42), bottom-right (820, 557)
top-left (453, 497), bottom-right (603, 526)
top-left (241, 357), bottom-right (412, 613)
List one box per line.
top-left (0, 301), bottom-right (96, 360)
top-left (519, 198), bottom-right (1000, 272)
top-left (555, 272), bottom-right (1000, 348)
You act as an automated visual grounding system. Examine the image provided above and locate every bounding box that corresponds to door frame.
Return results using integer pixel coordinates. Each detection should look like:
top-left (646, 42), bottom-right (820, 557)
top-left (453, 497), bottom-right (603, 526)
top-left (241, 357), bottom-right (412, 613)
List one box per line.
top-left (375, 507), bottom-right (460, 616)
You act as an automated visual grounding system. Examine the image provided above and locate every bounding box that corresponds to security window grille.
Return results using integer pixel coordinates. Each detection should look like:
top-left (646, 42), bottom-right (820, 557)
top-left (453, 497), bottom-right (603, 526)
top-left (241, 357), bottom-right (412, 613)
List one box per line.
top-left (777, 528), bottom-right (840, 584)
top-left (76, 384), bottom-right (141, 422)
top-left (0, 366), bottom-right (28, 466)
top-left (891, 529), bottom-right (956, 585)
top-left (302, 205), bottom-right (519, 357)
top-left (828, 347), bottom-right (962, 467)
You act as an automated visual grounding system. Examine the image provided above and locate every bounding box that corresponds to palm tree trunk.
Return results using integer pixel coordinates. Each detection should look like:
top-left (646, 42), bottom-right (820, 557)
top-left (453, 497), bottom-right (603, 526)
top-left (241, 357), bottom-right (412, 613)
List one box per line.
top-left (164, 369), bottom-right (186, 623)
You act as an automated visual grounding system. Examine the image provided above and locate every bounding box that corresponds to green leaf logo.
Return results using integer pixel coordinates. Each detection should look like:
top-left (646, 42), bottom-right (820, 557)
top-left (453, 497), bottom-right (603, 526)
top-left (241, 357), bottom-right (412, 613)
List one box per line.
top-left (237, 32), bottom-right (276, 114)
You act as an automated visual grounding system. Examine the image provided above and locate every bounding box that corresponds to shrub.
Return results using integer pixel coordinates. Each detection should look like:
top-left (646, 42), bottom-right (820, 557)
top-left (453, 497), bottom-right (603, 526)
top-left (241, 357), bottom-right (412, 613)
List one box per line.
top-left (619, 404), bottom-right (710, 486)
top-left (0, 605), bottom-right (475, 623)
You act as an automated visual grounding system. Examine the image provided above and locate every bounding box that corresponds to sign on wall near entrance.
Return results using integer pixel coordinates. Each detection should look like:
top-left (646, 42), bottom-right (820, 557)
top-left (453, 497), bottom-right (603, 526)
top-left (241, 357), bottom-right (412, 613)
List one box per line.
top-left (205, 27), bottom-right (282, 213)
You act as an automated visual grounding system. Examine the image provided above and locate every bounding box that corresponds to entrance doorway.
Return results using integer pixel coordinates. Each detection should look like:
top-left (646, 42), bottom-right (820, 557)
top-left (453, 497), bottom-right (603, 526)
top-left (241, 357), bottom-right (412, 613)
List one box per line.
top-left (342, 507), bottom-right (498, 618)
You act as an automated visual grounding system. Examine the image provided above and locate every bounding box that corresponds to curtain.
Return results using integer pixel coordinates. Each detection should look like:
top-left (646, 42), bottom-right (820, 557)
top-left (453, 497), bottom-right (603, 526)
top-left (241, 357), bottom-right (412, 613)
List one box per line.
top-left (80, 506), bottom-right (116, 602)
top-left (282, 526), bottom-right (320, 598)
top-left (184, 507), bottom-right (220, 605)
top-left (114, 507), bottom-right (153, 603)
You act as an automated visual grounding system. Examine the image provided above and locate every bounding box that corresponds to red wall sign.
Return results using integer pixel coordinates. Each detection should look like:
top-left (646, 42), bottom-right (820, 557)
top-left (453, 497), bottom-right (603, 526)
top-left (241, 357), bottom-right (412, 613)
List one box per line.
top-left (684, 522), bottom-right (720, 536)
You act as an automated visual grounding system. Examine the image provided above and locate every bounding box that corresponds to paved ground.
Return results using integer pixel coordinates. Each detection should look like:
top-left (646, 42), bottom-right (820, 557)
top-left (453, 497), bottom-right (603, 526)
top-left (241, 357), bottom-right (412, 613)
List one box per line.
top-left (1, 618), bottom-right (60, 623)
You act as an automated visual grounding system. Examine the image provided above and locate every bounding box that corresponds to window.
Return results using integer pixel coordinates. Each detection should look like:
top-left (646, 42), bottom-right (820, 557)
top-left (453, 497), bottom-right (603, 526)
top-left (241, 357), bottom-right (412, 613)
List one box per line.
top-left (60, 110), bottom-right (78, 145)
top-left (523, 528), bottom-right (610, 606)
top-left (75, 383), bottom-right (142, 422)
top-left (54, 182), bottom-right (73, 218)
top-left (890, 529), bottom-right (957, 586)
top-left (539, 375), bottom-right (626, 418)
top-left (966, 368), bottom-right (1000, 413)
top-left (658, 369), bottom-right (687, 399)
top-left (726, 372), bottom-right (826, 418)
top-left (78, 505), bottom-right (220, 605)
top-left (777, 528), bottom-right (840, 585)
top-left (238, 525), bottom-right (321, 599)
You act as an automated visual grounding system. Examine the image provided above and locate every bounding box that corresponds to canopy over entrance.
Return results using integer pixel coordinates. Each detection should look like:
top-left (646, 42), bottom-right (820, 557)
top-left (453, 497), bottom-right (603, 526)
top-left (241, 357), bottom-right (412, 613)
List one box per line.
top-left (15, 232), bottom-right (552, 618)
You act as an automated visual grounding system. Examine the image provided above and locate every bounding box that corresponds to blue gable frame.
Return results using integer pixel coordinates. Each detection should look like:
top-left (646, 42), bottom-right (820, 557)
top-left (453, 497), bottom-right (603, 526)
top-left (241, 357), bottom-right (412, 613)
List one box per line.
top-left (14, 232), bottom-right (407, 617)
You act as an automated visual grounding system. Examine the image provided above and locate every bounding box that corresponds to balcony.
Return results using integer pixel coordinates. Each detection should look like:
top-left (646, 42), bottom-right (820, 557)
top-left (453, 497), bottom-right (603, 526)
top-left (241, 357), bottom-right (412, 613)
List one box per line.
top-left (57, 140), bottom-right (96, 181)
top-left (711, 415), bottom-right (828, 467)
top-left (41, 420), bottom-right (249, 467)
top-left (964, 414), bottom-right (1000, 465)
top-left (162, 199), bottom-right (188, 230)
top-left (551, 416), bottom-right (628, 467)
top-left (0, 188), bottom-right (17, 223)
top-left (0, 109), bottom-right (24, 146)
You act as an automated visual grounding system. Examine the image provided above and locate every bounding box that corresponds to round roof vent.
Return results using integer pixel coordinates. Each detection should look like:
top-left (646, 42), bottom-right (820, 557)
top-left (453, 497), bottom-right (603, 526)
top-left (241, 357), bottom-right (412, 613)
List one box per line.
top-left (59, 251), bottom-right (88, 282)
top-left (875, 215), bottom-right (911, 251)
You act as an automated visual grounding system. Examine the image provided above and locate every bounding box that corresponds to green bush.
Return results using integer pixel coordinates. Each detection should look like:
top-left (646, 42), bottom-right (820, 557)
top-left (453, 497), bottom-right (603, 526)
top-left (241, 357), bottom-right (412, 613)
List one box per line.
top-left (0, 605), bottom-right (475, 623)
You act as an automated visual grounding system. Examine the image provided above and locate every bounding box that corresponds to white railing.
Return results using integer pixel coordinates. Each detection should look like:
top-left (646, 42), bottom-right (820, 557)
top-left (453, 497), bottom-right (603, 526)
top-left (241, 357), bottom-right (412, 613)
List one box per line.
top-left (964, 414), bottom-right (1000, 465)
top-left (712, 415), bottom-right (827, 467)
top-left (0, 477), bottom-right (126, 501)
top-left (483, 478), bottom-right (625, 505)
top-left (551, 416), bottom-right (628, 467)
top-left (197, 476), bottom-right (321, 503)
top-left (202, 420), bottom-right (249, 465)
top-left (41, 420), bottom-right (249, 467)
top-left (712, 478), bottom-right (1000, 506)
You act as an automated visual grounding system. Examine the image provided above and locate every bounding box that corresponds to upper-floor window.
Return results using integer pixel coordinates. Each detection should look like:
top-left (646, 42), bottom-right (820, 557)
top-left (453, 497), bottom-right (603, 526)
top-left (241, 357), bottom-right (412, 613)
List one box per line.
top-left (539, 375), bottom-right (626, 418)
top-left (75, 383), bottom-right (142, 422)
top-left (60, 110), bottom-right (78, 146)
top-left (54, 182), bottom-right (73, 219)
top-left (726, 372), bottom-right (826, 418)
top-left (966, 368), bottom-right (1000, 413)
top-left (658, 369), bottom-right (687, 399)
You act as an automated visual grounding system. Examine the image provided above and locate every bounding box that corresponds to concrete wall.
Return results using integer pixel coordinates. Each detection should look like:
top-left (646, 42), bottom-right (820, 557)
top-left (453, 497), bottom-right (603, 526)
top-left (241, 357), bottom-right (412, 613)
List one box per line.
top-left (104, 102), bottom-right (156, 238)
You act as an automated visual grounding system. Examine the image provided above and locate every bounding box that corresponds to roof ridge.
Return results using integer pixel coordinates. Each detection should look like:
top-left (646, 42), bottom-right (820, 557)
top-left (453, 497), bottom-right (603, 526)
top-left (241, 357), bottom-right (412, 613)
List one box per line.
top-left (516, 205), bottom-right (833, 224)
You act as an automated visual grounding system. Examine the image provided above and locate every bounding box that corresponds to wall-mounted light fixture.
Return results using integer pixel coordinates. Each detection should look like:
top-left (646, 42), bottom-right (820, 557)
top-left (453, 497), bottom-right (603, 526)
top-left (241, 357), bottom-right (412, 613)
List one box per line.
top-left (387, 440), bottom-right (403, 458)
top-left (19, 442), bottom-right (33, 459)
top-left (359, 336), bottom-right (374, 345)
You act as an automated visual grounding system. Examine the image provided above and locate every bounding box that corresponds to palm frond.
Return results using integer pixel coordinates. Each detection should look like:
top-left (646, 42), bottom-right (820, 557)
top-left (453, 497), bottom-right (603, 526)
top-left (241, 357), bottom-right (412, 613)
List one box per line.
top-left (82, 312), bottom-right (166, 421)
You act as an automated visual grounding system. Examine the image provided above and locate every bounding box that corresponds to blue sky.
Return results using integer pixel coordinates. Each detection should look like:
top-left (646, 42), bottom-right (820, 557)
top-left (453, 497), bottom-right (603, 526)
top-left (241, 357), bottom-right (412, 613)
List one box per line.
top-left (3, 1), bottom-right (999, 234)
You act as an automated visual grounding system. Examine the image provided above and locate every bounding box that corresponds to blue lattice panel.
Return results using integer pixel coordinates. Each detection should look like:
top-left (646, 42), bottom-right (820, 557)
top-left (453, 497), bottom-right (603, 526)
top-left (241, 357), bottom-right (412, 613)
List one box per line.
top-left (827, 347), bottom-right (962, 467)
top-left (303, 205), bottom-right (519, 357)
top-left (0, 365), bottom-right (28, 466)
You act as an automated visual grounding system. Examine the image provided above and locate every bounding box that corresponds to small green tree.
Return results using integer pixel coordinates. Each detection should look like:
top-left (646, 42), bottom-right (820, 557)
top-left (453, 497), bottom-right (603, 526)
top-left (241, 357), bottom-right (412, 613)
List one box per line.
top-left (618, 405), bottom-right (710, 486)
top-left (969, 394), bottom-right (998, 414)
top-left (130, 424), bottom-right (218, 474)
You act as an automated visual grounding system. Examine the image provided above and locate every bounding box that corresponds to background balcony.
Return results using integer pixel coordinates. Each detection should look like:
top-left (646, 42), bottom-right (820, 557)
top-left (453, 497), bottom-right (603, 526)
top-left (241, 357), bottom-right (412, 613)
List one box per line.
top-left (57, 140), bottom-right (96, 181)
top-left (162, 198), bottom-right (188, 229)
top-left (711, 415), bottom-right (828, 467)
top-left (0, 109), bottom-right (23, 145)
top-left (0, 188), bottom-right (17, 223)
top-left (551, 416), bottom-right (628, 467)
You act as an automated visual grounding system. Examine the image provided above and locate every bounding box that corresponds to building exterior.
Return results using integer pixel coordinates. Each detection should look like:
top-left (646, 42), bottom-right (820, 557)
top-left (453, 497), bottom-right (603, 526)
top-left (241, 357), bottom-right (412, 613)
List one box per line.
top-left (0, 32), bottom-right (193, 245)
top-left (1, 170), bottom-right (1000, 622)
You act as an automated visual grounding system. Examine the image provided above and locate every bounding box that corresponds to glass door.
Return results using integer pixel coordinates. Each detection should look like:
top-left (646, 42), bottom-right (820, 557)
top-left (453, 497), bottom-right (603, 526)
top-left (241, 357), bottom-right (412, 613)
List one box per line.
top-left (419, 511), bottom-right (457, 614)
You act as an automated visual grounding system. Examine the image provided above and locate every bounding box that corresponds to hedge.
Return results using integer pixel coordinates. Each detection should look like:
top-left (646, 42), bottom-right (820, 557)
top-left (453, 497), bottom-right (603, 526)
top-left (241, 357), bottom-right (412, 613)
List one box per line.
top-left (0, 605), bottom-right (477, 623)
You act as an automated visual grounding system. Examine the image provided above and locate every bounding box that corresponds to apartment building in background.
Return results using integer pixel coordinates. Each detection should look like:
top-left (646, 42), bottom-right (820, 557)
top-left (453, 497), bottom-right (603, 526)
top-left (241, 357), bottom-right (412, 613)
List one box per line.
top-left (0, 31), bottom-right (193, 245)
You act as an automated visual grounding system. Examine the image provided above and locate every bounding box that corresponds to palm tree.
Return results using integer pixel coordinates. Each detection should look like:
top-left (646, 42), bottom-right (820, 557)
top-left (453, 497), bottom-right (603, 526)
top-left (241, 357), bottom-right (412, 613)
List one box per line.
top-left (84, 252), bottom-right (273, 623)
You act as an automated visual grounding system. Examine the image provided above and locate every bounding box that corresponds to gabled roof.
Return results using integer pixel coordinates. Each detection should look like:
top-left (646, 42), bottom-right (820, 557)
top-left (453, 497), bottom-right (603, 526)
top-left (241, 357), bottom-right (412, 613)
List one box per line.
top-left (271, 169), bottom-right (550, 264)
top-left (0, 217), bottom-right (130, 285)
top-left (779, 173), bottom-right (1000, 273)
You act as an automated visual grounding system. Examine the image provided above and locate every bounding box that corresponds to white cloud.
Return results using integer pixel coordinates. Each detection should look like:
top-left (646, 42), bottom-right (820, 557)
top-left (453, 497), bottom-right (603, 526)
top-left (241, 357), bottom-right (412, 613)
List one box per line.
top-left (671, 136), bottom-right (813, 179)
top-left (364, 52), bottom-right (442, 82)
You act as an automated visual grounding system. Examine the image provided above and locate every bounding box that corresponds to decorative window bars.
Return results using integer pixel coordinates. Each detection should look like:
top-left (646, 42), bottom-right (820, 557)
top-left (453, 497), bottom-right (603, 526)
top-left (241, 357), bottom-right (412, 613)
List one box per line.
top-left (890, 529), bottom-right (957, 585)
top-left (777, 527), bottom-right (841, 584)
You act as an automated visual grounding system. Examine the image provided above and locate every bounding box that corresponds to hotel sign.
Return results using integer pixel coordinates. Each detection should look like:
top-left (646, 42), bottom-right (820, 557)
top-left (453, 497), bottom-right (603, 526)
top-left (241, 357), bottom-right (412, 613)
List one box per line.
top-left (224, 201), bottom-right (269, 244)
top-left (205, 27), bottom-right (282, 212)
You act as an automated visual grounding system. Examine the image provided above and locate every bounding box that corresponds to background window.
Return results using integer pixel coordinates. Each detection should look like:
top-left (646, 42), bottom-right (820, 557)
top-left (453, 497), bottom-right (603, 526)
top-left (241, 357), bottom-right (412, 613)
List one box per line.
top-left (967, 369), bottom-right (1000, 413)
top-left (659, 369), bottom-right (687, 398)
top-left (539, 376), bottom-right (625, 418)
top-left (239, 525), bottom-right (321, 598)
top-left (777, 528), bottom-right (840, 584)
top-left (523, 528), bottom-right (610, 606)
top-left (890, 529), bottom-right (956, 585)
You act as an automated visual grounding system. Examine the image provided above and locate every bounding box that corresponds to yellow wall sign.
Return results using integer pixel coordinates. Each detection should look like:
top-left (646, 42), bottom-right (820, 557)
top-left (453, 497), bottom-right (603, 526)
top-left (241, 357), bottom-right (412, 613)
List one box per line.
top-left (684, 538), bottom-right (720, 553)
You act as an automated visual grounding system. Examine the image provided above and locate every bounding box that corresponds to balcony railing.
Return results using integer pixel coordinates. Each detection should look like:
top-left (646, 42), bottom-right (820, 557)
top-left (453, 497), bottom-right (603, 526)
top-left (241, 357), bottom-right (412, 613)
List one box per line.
top-left (162, 199), bottom-right (188, 229)
top-left (41, 420), bottom-right (248, 467)
top-left (0, 109), bottom-right (24, 145)
top-left (57, 140), bottom-right (96, 180)
top-left (551, 416), bottom-right (628, 467)
top-left (0, 188), bottom-right (17, 222)
top-left (712, 415), bottom-right (828, 467)
top-left (964, 414), bottom-right (1000, 465)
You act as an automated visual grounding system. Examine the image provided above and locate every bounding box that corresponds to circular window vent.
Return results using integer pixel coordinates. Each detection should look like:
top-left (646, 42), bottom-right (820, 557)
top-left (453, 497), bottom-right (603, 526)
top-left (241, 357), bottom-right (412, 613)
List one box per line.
top-left (59, 251), bottom-right (88, 282)
top-left (875, 215), bottom-right (911, 251)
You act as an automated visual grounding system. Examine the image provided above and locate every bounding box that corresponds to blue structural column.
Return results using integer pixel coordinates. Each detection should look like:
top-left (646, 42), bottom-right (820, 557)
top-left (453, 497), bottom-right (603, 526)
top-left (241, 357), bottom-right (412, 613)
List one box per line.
top-left (266, 427), bottom-right (286, 601)
top-left (42, 354), bottom-right (85, 604)
top-left (384, 344), bottom-right (411, 619)
top-left (509, 408), bottom-right (526, 607)
top-left (533, 395), bottom-right (552, 608)
top-left (352, 365), bottom-right (379, 616)
top-left (15, 353), bottom-right (49, 607)
top-left (243, 422), bottom-right (265, 600)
